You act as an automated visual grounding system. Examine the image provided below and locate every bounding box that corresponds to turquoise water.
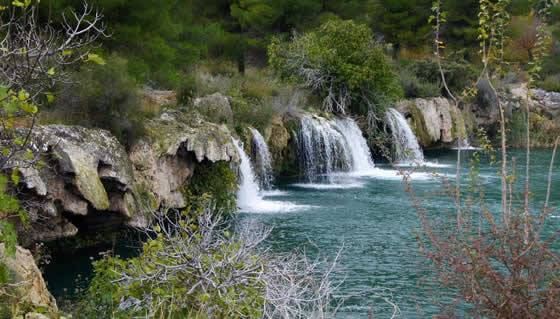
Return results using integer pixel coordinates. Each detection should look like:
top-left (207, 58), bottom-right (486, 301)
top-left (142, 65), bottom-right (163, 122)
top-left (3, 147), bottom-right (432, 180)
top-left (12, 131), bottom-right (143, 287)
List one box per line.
top-left (43, 149), bottom-right (560, 317)
top-left (241, 149), bottom-right (560, 318)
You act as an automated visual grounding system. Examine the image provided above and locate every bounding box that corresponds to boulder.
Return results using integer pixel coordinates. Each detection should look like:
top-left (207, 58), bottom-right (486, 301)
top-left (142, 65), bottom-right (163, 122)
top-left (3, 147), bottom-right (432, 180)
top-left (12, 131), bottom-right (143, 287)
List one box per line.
top-left (192, 93), bottom-right (234, 124)
top-left (17, 125), bottom-right (136, 243)
top-left (396, 97), bottom-right (467, 148)
top-left (265, 115), bottom-right (290, 172)
top-left (532, 89), bottom-right (560, 118)
top-left (130, 109), bottom-right (238, 210)
top-left (475, 77), bottom-right (500, 125)
top-left (0, 244), bottom-right (57, 315)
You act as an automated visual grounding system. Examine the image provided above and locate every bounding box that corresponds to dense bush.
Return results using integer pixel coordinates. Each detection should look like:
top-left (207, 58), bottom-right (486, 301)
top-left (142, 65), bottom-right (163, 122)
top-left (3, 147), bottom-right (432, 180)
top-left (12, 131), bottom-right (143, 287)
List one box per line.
top-left (77, 207), bottom-right (341, 318)
top-left (540, 74), bottom-right (560, 92)
top-left (398, 68), bottom-right (442, 98)
top-left (183, 161), bottom-right (238, 215)
top-left (269, 19), bottom-right (403, 116)
top-left (46, 54), bottom-right (148, 148)
top-left (401, 58), bottom-right (479, 96)
top-left (193, 65), bottom-right (280, 131)
top-left (176, 74), bottom-right (198, 106)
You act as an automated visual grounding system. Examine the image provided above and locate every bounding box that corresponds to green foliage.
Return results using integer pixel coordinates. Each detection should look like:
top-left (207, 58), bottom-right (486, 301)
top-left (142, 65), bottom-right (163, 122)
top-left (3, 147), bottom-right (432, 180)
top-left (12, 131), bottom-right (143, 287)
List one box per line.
top-left (269, 19), bottom-right (402, 116)
top-left (540, 74), bottom-right (560, 92)
top-left (194, 64), bottom-right (280, 130)
top-left (401, 58), bottom-right (479, 96)
top-left (183, 161), bottom-right (238, 215)
top-left (369, 0), bottom-right (433, 49)
top-left (47, 54), bottom-right (147, 148)
top-left (398, 67), bottom-right (442, 98)
top-left (176, 74), bottom-right (198, 107)
top-left (0, 175), bottom-right (25, 258)
top-left (81, 210), bottom-right (265, 318)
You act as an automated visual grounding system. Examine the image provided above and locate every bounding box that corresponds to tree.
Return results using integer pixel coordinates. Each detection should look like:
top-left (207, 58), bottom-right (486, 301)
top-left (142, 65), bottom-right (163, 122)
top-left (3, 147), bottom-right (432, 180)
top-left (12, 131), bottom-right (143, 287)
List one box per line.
top-left (0, 0), bottom-right (105, 261)
top-left (408, 0), bottom-right (560, 317)
top-left (268, 19), bottom-right (402, 117)
top-left (369, 0), bottom-right (433, 51)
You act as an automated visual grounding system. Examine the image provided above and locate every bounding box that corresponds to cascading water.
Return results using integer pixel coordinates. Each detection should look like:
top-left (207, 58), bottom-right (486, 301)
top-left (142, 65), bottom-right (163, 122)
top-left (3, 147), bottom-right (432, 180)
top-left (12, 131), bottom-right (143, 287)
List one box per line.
top-left (233, 138), bottom-right (303, 212)
top-left (385, 108), bottom-right (425, 164)
top-left (334, 118), bottom-right (376, 172)
top-left (297, 115), bottom-right (375, 182)
top-left (250, 128), bottom-right (274, 190)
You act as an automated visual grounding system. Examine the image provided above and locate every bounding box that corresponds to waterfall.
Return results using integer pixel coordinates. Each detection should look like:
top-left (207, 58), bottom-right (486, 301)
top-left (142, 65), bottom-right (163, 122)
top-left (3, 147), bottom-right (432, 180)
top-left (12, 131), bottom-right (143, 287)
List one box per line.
top-left (233, 138), bottom-right (262, 211)
top-left (297, 115), bottom-right (375, 182)
top-left (250, 128), bottom-right (274, 190)
top-left (385, 108), bottom-right (425, 164)
top-left (233, 138), bottom-right (302, 213)
top-left (333, 118), bottom-right (376, 172)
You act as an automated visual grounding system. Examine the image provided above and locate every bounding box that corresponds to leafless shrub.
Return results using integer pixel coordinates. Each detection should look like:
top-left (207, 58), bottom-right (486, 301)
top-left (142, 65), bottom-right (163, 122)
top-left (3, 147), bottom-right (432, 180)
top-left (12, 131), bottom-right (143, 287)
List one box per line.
top-left (0, 1), bottom-right (107, 171)
top-left (109, 207), bottom-right (346, 318)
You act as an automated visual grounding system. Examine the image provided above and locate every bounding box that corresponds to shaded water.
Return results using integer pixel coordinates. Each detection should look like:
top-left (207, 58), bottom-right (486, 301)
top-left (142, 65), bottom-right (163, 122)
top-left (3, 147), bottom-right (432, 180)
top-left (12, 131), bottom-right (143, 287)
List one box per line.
top-left (241, 149), bottom-right (560, 318)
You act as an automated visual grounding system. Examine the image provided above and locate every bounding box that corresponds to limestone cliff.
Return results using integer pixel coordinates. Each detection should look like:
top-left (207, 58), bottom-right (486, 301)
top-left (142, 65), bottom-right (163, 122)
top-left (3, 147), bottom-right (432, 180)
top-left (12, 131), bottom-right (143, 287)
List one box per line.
top-left (396, 97), bottom-right (471, 148)
top-left (14, 108), bottom-right (238, 242)
top-left (0, 244), bottom-right (58, 316)
top-left (129, 109), bottom-right (238, 215)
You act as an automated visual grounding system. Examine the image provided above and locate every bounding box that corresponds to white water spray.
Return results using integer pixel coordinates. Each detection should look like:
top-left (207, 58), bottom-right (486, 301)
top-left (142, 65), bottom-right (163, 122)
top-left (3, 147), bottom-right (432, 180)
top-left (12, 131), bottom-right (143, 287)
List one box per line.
top-left (334, 118), bottom-right (376, 172)
top-left (250, 128), bottom-right (274, 190)
top-left (297, 115), bottom-right (375, 182)
top-left (233, 138), bottom-right (304, 213)
top-left (385, 108), bottom-right (425, 164)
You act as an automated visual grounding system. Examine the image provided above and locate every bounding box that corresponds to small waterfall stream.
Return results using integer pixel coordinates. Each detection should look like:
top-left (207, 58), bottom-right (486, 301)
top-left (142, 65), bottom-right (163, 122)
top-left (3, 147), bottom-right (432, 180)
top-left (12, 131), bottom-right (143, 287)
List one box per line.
top-left (250, 128), bottom-right (274, 190)
top-left (233, 138), bottom-right (301, 213)
top-left (385, 108), bottom-right (425, 164)
top-left (334, 118), bottom-right (376, 172)
top-left (297, 115), bottom-right (375, 182)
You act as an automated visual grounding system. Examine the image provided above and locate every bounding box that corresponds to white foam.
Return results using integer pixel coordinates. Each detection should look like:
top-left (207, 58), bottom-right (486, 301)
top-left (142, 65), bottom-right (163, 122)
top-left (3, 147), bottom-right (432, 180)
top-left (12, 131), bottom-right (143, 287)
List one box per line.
top-left (262, 190), bottom-right (290, 197)
top-left (239, 198), bottom-right (312, 213)
top-left (452, 146), bottom-right (483, 151)
top-left (394, 161), bottom-right (452, 168)
top-left (291, 182), bottom-right (366, 189)
top-left (348, 168), bottom-right (435, 180)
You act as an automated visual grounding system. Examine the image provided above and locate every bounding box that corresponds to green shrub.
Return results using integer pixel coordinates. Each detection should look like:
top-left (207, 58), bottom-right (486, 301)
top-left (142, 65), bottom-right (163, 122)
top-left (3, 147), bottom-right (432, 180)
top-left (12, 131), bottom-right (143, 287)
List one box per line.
top-left (399, 68), bottom-right (442, 98)
top-left (269, 19), bottom-right (402, 116)
top-left (176, 74), bottom-right (198, 106)
top-left (47, 54), bottom-right (148, 148)
top-left (402, 58), bottom-right (479, 96)
top-left (540, 74), bottom-right (560, 92)
top-left (193, 65), bottom-right (279, 131)
top-left (183, 161), bottom-right (237, 215)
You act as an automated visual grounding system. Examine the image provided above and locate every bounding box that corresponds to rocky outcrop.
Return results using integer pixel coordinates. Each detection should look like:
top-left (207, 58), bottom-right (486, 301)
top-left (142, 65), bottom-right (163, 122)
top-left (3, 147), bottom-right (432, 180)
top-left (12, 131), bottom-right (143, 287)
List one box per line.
top-left (192, 93), bottom-right (233, 124)
top-left (475, 78), bottom-right (501, 125)
top-left (265, 115), bottom-right (290, 172)
top-left (396, 97), bottom-right (470, 148)
top-left (141, 88), bottom-right (177, 113)
top-left (130, 109), bottom-right (238, 211)
top-left (0, 244), bottom-right (57, 315)
top-left (18, 125), bottom-right (136, 243)
top-left (532, 89), bottom-right (560, 117)
top-left (506, 84), bottom-right (560, 118)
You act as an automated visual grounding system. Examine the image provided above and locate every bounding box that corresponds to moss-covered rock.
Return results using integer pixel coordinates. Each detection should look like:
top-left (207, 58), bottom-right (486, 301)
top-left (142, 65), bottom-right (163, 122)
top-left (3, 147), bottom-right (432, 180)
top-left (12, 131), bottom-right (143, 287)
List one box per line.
top-left (17, 125), bottom-right (137, 243)
top-left (397, 97), bottom-right (470, 148)
top-left (130, 109), bottom-right (238, 211)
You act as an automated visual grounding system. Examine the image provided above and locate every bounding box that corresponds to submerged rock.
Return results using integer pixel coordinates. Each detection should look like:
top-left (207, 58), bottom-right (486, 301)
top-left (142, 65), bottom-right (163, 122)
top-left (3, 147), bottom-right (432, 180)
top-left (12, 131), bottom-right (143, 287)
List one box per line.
top-left (0, 244), bottom-right (58, 315)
